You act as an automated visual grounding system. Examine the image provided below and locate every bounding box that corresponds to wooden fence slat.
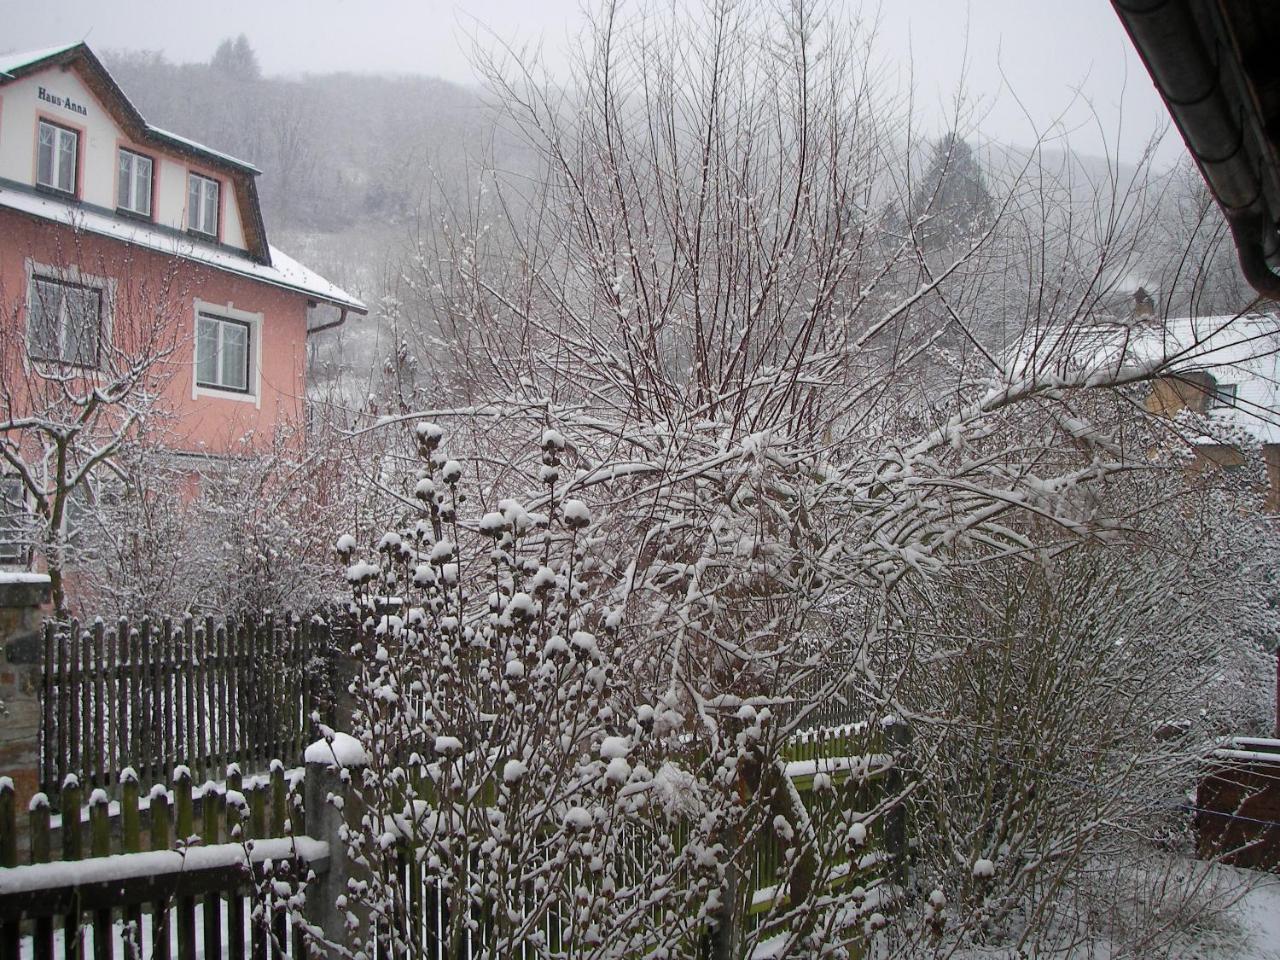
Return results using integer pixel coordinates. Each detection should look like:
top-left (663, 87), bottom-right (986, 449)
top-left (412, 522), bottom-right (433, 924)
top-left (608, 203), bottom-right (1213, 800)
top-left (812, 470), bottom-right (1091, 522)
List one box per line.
top-left (249, 777), bottom-right (267, 960)
top-left (29, 793), bottom-right (53, 960)
top-left (247, 619), bottom-right (259, 778)
top-left (215, 621), bottom-right (229, 779)
top-left (266, 615), bottom-right (279, 767)
top-left (80, 627), bottom-right (92, 799)
top-left (62, 773), bottom-right (83, 960)
top-left (41, 623), bottom-right (55, 795)
top-left (92, 620), bottom-right (106, 791)
top-left (138, 620), bottom-right (152, 789)
top-left (55, 627), bottom-right (68, 796)
top-left (174, 768), bottom-right (196, 960)
top-left (183, 617), bottom-right (196, 778)
top-left (227, 766), bottom-right (246, 960)
top-left (0, 779), bottom-right (16, 960)
top-left (202, 783), bottom-right (223, 960)
top-left (89, 790), bottom-right (111, 960)
top-left (270, 762), bottom-right (287, 960)
top-left (195, 623), bottom-right (208, 783)
top-left (151, 785), bottom-right (171, 960)
top-left (285, 615), bottom-right (296, 761)
top-left (238, 619), bottom-right (251, 775)
top-left (121, 769), bottom-right (143, 955)
top-left (300, 620), bottom-right (311, 751)
top-left (162, 620), bottom-right (175, 781)
top-left (67, 622), bottom-right (81, 787)
top-left (114, 619), bottom-right (129, 789)
top-left (255, 617), bottom-right (268, 774)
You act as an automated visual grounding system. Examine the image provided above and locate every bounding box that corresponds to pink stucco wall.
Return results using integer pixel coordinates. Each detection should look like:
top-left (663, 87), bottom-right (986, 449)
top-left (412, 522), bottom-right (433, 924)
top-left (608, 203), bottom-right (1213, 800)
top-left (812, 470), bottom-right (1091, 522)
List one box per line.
top-left (0, 207), bottom-right (309, 456)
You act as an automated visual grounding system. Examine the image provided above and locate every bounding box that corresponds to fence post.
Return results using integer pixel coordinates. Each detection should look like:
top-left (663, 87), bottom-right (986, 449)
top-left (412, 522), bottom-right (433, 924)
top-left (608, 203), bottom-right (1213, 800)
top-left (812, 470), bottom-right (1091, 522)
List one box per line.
top-left (882, 717), bottom-right (911, 887)
top-left (303, 732), bottom-right (368, 952)
top-left (0, 574), bottom-right (51, 816)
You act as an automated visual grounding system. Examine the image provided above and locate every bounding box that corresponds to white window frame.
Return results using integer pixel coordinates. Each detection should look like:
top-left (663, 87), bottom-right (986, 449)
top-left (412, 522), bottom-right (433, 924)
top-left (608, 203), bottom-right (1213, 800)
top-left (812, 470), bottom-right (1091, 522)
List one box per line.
top-left (192, 300), bottom-right (262, 407)
top-left (0, 476), bottom-right (29, 566)
top-left (187, 172), bottom-right (220, 238)
top-left (1211, 382), bottom-right (1239, 409)
top-left (24, 260), bottom-right (114, 371)
top-left (36, 119), bottom-right (78, 195)
top-left (117, 148), bottom-right (154, 218)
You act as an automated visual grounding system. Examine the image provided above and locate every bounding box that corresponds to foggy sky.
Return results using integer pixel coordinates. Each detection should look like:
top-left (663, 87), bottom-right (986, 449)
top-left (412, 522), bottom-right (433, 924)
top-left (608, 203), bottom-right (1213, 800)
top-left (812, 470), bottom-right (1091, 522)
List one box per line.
top-left (0, 0), bottom-right (1184, 168)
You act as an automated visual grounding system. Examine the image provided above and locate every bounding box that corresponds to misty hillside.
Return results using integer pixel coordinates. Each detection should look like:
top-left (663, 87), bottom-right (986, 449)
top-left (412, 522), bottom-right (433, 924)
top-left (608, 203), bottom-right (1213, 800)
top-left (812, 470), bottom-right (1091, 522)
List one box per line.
top-left (102, 48), bottom-right (518, 232)
top-left (100, 46), bottom-right (538, 315)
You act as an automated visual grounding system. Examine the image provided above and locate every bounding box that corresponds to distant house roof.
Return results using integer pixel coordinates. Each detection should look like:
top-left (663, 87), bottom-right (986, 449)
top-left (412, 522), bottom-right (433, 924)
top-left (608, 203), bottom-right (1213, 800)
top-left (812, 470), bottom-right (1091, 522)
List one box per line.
top-left (1068, 315), bottom-right (1280, 445)
top-left (0, 180), bottom-right (366, 315)
top-left (0, 42), bottom-right (269, 258)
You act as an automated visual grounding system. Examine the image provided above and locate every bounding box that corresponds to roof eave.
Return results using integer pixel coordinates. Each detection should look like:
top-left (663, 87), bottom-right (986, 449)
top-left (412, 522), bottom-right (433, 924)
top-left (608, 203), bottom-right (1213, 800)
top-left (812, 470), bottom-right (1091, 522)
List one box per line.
top-left (1112, 0), bottom-right (1280, 299)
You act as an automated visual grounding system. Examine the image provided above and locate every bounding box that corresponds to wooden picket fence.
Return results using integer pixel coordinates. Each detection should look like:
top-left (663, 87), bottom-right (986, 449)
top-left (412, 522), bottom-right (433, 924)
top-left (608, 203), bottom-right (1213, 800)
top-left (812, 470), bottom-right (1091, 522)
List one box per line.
top-left (381, 720), bottom-right (908, 956)
top-left (0, 722), bottom-right (909, 959)
top-left (38, 614), bottom-right (334, 797)
top-left (0, 763), bottom-right (318, 960)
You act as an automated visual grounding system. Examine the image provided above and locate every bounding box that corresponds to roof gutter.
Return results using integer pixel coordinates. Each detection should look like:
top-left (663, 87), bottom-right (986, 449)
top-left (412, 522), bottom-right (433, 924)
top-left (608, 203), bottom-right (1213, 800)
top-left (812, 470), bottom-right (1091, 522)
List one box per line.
top-left (1112, 0), bottom-right (1280, 298)
top-left (306, 306), bottom-right (350, 337)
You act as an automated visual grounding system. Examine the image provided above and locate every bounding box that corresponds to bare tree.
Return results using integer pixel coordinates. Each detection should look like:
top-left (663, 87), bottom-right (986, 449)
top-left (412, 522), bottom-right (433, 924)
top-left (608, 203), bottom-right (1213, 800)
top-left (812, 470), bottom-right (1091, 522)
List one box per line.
top-left (0, 227), bottom-right (186, 616)
top-left (287, 0), bottom-right (1279, 955)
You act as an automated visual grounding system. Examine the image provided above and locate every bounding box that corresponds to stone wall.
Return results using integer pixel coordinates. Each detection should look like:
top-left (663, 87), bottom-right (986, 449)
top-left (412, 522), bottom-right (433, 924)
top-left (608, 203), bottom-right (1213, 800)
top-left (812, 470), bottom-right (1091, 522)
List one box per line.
top-left (0, 573), bottom-right (51, 813)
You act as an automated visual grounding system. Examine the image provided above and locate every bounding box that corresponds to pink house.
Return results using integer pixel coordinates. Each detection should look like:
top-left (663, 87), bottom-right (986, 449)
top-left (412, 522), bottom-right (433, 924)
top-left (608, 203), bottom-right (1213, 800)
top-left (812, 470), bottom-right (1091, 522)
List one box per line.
top-left (0, 42), bottom-right (364, 453)
top-left (0, 43), bottom-right (365, 564)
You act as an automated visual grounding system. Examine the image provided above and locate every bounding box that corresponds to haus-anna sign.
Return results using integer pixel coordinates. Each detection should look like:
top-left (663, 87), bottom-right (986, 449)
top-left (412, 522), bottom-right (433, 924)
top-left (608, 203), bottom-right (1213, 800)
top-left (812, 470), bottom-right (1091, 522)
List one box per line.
top-left (37, 86), bottom-right (88, 117)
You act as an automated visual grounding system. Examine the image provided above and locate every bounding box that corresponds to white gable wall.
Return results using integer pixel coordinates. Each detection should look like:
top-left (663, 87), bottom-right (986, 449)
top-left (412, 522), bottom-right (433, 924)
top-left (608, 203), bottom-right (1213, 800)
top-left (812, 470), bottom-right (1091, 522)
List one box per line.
top-left (0, 65), bottom-right (248, 251)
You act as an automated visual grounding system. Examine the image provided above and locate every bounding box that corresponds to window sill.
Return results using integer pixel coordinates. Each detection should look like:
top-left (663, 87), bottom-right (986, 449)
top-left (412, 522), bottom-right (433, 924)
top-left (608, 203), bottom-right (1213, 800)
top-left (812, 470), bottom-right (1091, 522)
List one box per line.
top-left (26, 353), bottom-right (102, 374)
top-left (34, 183), bottom-right (77, 201)
top-left (187, 228), bottom-right (220, 242)
top-left (115, 206), bottom-right (154, 224)
top-left (194, 382), bottom-right (259, 406)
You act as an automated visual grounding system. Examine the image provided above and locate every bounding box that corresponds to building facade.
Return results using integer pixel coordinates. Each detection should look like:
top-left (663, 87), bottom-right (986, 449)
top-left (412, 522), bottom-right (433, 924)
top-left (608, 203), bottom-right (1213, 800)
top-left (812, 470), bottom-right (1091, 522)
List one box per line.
top-left (0, 43), bottom-right (365, 567)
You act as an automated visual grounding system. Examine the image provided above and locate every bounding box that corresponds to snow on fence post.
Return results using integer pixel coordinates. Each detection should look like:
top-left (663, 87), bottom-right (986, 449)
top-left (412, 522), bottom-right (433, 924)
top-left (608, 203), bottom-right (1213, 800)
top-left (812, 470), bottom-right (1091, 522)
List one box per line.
top-left (303, 731), bottom-right (368, 950)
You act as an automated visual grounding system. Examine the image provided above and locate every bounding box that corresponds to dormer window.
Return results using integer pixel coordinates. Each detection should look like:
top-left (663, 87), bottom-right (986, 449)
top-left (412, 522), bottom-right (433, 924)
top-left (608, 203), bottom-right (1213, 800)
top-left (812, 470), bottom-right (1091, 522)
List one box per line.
top-left (117, 149), bottom-right (153, 217)
top-left (36, 120), bottom-right (78, 195)
top-left (187, 173), bottom-right (220, 238)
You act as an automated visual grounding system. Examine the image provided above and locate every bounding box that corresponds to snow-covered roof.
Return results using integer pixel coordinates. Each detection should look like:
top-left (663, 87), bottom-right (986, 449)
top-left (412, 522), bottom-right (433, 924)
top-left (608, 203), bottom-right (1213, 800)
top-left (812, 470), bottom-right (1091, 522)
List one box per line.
top-left (0, 182), bottom-right (366, 314)
top-left (1075, 314), bottom-right (1280, 444)
top-left (145, 125), bottom-right (259, 175)
top-left (0, 42), bottom-right (81, 78)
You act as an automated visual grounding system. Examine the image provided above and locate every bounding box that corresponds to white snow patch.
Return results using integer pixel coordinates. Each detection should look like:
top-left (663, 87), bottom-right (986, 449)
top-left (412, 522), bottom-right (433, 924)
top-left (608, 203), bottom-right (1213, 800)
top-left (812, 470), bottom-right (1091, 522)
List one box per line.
top-left (304, 732), bottom-right (368, 767)
top-left (600, 736), bottom-right (630, 760)
top-left (0, 572), bottom-right (51, 585)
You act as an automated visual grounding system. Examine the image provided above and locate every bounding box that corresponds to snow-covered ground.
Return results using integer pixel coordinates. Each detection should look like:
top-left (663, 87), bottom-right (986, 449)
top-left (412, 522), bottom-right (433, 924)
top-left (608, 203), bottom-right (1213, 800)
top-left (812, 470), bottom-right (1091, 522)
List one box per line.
top-left (1202, 869), bottom-right (1280, 960)
top-left (946, 862), bottom-right (1280, 960)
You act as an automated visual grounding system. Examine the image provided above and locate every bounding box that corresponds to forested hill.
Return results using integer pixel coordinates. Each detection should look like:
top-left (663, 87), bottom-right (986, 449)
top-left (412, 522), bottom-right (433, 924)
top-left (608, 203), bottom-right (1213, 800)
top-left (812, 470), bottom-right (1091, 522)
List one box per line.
top-left (98, 43), bottom-right (1247, 328)
top-left (102, 48), bottom-right (519, 234)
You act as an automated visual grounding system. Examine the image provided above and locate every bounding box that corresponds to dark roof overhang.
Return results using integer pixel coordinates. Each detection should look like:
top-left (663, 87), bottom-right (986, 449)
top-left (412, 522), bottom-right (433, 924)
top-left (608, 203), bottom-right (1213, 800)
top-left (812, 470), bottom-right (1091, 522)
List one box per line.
top-left (1112, 0), bottom-right (1280, 298)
